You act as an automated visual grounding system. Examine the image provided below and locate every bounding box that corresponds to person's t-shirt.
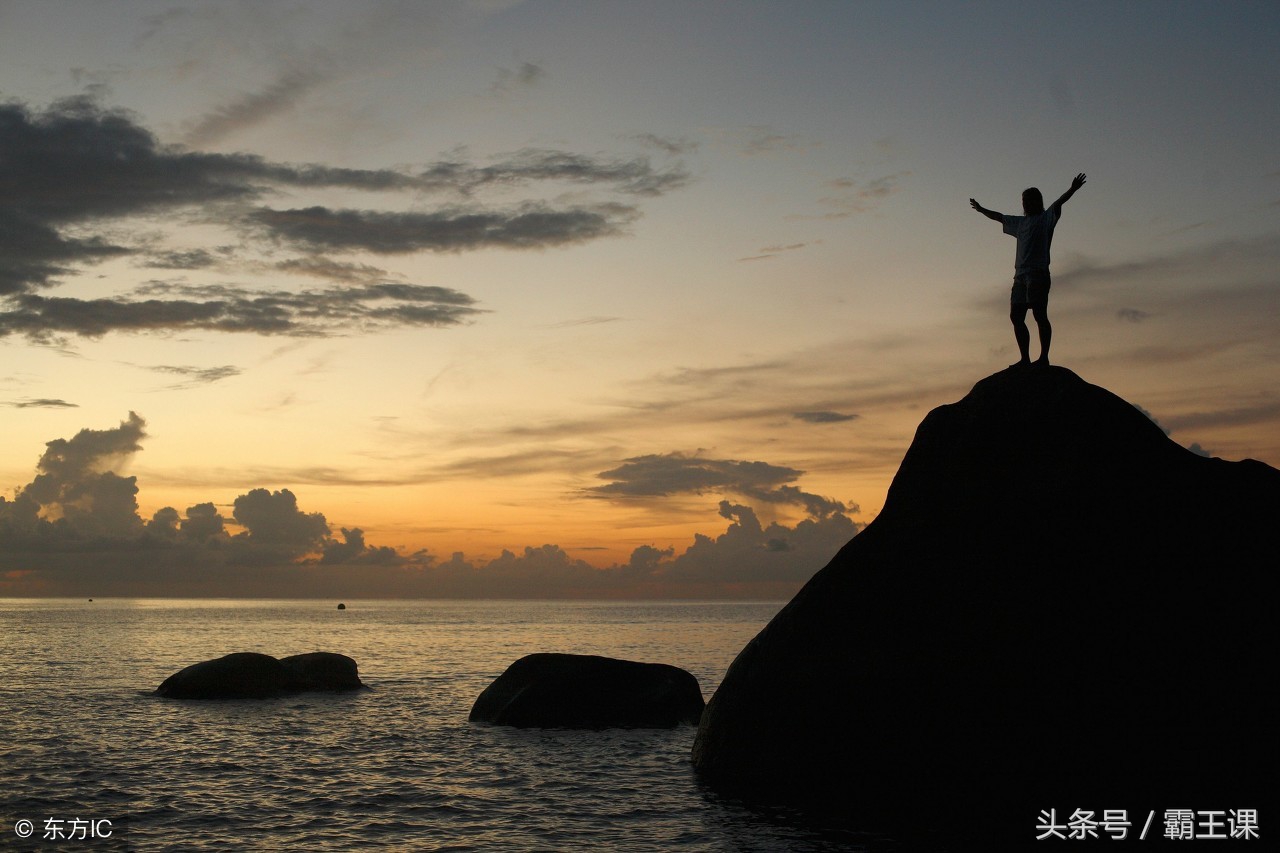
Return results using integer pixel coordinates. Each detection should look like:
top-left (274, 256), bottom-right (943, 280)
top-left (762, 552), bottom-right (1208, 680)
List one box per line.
top-left (1002, 206), bottom-right (1060, 274)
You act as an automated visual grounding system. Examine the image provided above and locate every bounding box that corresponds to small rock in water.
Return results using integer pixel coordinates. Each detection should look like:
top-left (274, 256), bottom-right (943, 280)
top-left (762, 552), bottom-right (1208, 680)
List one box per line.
top-left (155, 651), bottom-right (367, 699)
top-left (470, 652), bottom-right (705, 729)
top-left (337, 602), bottom-right (346, 610)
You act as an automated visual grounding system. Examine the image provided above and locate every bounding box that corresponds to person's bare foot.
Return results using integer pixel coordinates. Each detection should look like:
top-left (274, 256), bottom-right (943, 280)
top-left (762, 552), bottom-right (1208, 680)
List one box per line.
top-left (1034, 356), bottom-right (1050, 367)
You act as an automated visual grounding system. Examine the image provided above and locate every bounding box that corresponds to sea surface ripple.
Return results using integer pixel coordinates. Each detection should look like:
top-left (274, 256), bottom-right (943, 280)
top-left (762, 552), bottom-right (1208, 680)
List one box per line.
top-left (1, 599), bottom-right (880, 851)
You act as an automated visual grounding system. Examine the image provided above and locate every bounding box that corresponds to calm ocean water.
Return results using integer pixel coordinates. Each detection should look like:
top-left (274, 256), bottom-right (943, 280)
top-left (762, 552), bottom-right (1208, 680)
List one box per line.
top-left (0, 598), bottom-right (881, 851)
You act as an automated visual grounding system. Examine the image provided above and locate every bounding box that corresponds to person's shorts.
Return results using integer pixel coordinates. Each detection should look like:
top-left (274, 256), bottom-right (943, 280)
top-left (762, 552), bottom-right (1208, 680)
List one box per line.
top-left (1011, 270), bottom-right (1051, 308)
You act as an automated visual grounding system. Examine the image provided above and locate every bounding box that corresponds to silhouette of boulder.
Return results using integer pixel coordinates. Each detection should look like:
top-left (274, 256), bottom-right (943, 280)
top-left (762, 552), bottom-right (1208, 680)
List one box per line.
top-left (692, 366), bottom-right (1277, 840)
top-left (470, 653), bottom-right (705, 728)
top-left (279, 652), bottom-right (365, 692)
top-left (156, 651), bottom-right (366, 699)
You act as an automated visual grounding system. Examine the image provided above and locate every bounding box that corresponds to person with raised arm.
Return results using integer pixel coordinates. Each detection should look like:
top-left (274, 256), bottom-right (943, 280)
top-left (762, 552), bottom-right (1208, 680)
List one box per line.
top-left (971, 173), bottom-right (1086, 366)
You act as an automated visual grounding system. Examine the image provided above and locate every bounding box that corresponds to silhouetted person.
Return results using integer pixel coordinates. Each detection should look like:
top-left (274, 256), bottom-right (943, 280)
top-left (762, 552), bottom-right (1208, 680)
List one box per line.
top-left (970, 173), bottom-right (1086, 366)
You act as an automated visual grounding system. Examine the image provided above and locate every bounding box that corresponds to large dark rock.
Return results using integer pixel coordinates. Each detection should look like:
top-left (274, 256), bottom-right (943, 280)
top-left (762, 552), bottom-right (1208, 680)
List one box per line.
top-left (692, 366), bottom-right (1278, 841)
top-left (470, 652), bottom-right (705, 728)
top-left (156, 651), bottom-right (366, 699)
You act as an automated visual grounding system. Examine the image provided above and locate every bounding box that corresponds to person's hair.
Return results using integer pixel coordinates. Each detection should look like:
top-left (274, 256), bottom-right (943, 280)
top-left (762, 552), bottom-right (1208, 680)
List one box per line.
top-left (1022, 187), bottom-right (1045, 215)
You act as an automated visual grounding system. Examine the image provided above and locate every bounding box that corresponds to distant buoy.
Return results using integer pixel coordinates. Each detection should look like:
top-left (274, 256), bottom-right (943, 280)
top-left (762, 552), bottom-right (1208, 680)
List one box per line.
top-left (88, 598), bottom-right (94, 602)
top-left (337, 603), bottom-right (346, 610)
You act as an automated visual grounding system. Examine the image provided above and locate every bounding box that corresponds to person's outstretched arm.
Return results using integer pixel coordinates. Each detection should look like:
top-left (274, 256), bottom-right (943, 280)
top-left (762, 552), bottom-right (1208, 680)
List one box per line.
top-left (1051, 173), bottom-right (1087, 212)
top-left (970, 198), bottom-right (1004, 223)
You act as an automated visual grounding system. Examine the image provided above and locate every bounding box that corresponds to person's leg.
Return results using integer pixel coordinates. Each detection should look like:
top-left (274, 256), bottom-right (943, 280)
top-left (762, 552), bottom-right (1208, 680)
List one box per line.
top-left (1032, 304), bottom-right (1052, 365)
top-left (1010, 304), bottom-right (1031, 365)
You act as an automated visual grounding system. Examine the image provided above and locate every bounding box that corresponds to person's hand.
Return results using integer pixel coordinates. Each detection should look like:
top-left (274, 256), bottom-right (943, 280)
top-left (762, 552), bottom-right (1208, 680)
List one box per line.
top-left (969, 198), bottom-right (981, 210)
top-left (1071, 173), bottom-right (1086, 191)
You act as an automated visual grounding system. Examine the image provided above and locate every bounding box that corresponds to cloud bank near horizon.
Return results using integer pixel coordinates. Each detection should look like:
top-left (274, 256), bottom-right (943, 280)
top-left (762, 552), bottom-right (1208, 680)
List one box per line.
top-left (0, 414), bottom-right (857, 598)
top-left (590, 452), bottom-right (852, 519)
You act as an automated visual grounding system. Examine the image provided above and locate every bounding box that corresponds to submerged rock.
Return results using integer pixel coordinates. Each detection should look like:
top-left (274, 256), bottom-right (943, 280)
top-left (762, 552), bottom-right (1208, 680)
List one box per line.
top-left (692, 366), bottom-right (1278, 840)
top-left (470, 652), bottom-right (705, 728)
top-left (156, 651), bottom-right (366, 699)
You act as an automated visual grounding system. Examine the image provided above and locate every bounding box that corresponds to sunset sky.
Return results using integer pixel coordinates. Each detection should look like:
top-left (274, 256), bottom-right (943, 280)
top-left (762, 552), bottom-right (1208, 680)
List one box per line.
top-left (2, 0), bottom-right (1277, 597)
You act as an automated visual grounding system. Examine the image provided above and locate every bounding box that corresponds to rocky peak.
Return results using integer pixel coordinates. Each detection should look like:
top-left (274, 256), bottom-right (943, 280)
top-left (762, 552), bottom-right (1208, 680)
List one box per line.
top-left (692, 366), bottom-right (1277, 843)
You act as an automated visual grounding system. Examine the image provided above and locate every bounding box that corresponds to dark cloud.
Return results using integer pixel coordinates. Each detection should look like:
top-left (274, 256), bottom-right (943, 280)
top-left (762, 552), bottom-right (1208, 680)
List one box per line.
top-left (180, 502), bottom-right (225, 541)
top-left (2, 98), bottom-right (686, 238)
top-left (248, 203), bottom-right (639, 253)
top-left (142, 249), bottom-right (224, 270)
top-left (0, 210), bottom-right (131, 295)
top-left (320, 528), bottom-right (400, 565)
top-left (0, 97), bottom-right (343, 297)
top-left (33, 411), bottom-right (146, 488)
top-left (272, 257), bottom-right (390, 284)
top-left (0, 97), bottom-right (687, 339)
top-left (621, 544), bottom-right (675, 576)
top-left (655, 501), bottom-right (858, 586)
top-left (147, 506), bottom-right (181, 536)
top-left (742, 485), bottom-right (851, 520)
top-left (54, 471), bottom-right (144, 539)
top-left (391, 502), bottom-right (858, 598)
top-left (232, 488), bottom-right (329, 548)
top-left (0, 415), bottom-right (331, 566)
top-left (417, 148), bottom-right (689, 197)
top-left (0, 412), bottom-right (147, 542)
top-left (590, 451), bottom-right (850, 518)
top-left (0, 502), bottom-right (859, 598)
top-left (0, 281), bottom-right (481, 342)
top-left (592, 453), bottom-right (802, 498)
top-left (792, 411), bottom-right (857, 424)
top-left (7, 398), bottom-right (79, 409)
top-left (148, 364), bottom-right (242, 389)
top-left (0, 292), bottom-right (289, 341)
top-left (0, 417), bottom-right (860, 599)
top-left (1, 96), bottom-right (277, 229)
